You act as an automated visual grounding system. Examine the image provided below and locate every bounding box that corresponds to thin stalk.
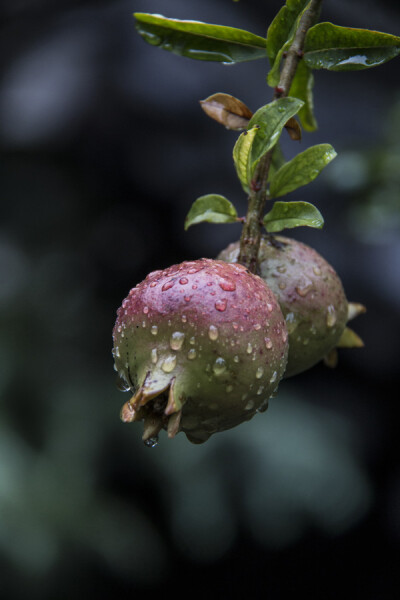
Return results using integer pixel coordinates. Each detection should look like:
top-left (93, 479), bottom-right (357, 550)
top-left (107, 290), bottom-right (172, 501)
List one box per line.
top-left (238, 0), bottom-right (322, 272)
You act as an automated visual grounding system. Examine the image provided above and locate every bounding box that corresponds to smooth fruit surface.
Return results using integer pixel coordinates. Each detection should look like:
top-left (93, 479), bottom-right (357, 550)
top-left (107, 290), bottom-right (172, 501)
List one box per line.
top-left (113, 258), bottom-right (288, 444)
top-left (218, 236), bottom-right (348, 377)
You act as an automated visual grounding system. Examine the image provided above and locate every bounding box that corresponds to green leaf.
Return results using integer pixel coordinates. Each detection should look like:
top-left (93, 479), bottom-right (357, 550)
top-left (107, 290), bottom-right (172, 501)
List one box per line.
top-left (268, 143), bottom-right (286, 182)
top-left (248, 97), bottom-right (304, 171)
top-left (288, 59), bottom-right (317, 131)
top-left (269, 143), bottom-right (337, 198)
top-left (184, 195), bottom-right (238, 230)
top-left (304, 22), bottom-right (400, 70)
top-left (263, 201), bottom-right (324, 232)
top-left (233, 127), bottom-right (259, 193)
top-left (267, 1), bottom-right (311, 87)
top-left (134, 13), bottom-right (268, 63)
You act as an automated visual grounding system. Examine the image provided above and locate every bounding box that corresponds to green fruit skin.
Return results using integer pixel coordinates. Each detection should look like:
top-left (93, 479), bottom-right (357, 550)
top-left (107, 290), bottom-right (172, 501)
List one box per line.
top-left (113, 258), bottom-right (288, 443)
top-left (218, 236), bottom-right (348, 378)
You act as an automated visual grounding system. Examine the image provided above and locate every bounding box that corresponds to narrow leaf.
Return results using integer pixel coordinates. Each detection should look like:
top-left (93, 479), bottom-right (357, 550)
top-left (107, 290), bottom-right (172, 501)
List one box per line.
top-left (263, 201), bottom-right (324, 233)
top-left (248, 97), bottom-right (304, 171)
top-left (304, 22), bottom-right (400, 71)
top-left (200, 93), bottom-right (252, 130)
top-left (269, 143), bottom-right (336, 198)
top-left (184, 195), bottom-right (238, 230)
top-left (285, 116), bottom-right (302, 141)
top-left (347, 302), bottom-right (367, 322)
top-left (336, 327), bottom-right (364, 348)
top-left (233, 127), bottom-right (259, 192)
top-left (267, 1), bottom-right (311, 87)
top-left (288, 59), bottom-right (317, 131)
top-left (134, 13), bottom-right (268, 64)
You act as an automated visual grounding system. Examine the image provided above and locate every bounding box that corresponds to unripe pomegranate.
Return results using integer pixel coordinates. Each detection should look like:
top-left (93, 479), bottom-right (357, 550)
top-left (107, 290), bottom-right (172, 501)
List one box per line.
top-left (218, 236), bottom-right (348, 377)
top-left (113, 259), bottom-right (288, 444)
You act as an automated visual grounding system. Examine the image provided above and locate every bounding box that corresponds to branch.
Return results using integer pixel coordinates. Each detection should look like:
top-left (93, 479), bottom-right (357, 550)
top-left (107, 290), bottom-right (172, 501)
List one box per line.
top-left (238, 0), bottom-right (322, 272)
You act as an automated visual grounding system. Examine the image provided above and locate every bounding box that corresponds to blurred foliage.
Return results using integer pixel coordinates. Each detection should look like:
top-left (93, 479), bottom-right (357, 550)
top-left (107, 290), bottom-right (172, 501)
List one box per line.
top-left (327, 95), bottom-right (400, 242)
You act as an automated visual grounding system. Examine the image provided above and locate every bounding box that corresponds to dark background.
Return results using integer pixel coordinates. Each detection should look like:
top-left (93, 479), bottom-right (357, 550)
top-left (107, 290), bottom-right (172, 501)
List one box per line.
top-left (1, 0), bottom-right (400, 598)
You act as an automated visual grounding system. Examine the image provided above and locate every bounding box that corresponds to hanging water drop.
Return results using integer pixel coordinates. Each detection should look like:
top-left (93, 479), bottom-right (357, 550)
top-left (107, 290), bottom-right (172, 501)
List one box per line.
top-left (151, 348), bottom-right (158, 364)
top-left (208, 325), bottom-right (219, 340)
top-left (162, 355), bottom-right (177, 373)
top-left (213, 357), bottom-right (226, 375)
top-left (326, 304), bottom-right (337, 327)
top-left (170, 331), bottom-right (185, 350)
top-left (187, 349), bottom-right (197, 360)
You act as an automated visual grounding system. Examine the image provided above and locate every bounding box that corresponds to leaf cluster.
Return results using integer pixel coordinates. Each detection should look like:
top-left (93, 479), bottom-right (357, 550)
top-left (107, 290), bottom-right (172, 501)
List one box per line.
top-left (134, 5), bottom-right (400, 235)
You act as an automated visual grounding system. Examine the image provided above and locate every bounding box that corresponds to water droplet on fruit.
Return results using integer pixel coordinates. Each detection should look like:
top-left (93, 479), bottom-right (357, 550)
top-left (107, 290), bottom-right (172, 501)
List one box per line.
top-left (246, 343), bottom-right (253, 354)
top-left (116, 374), bottom-right (130, 392)
top-left (143, 306), bottom-right (149, 314)
top-left (264, 338), bottom-right (272, 349)
top-left (151, 348), bottom-right (158, 364)
top-left (213, 357), bottom-right (226, 375)
top-left (234, 355), bottom-right (239, 363)
top-left (170, 331), bottom-right (185, 350)
top-left (257, 386), bottom-right (264, 395)
top-left (282, 330), bottom-right (288, 343)
top-left (179, 277), bottom-right (188, 285)
top-left (296, 283), bottom-right (313, 297)
top-left (151, 325), bottom-right (158, 336)
top-left (256, 367), bottom-right (264, 379)
top-left (150, 281), bottom-right (157, 288)
top-left (208, 325), bottom-right (219, 340)
top-left (270, 371), bottom-right (278, 383)
top-left (326, 305), bottom-right (337, 327)
top-left (181, 314), bottom-right (187, 323)
top-left (189, 336), bottom-right (195, 345)
top-left (313, 266), bottom-right (322, 276)
top-left (245, 400), bottom-right (255, 410)
top-left (215, 299), bottom-right (227, 312)
top-left (162, 280), bottom-right (175, 292)
top-left (285, 312), bottom-right (297, 334)
top-left (115, 347), bottom-right (121, 358)
top-left (254, 323), bottom-right (261, 330)
top-left (279, 282), bottom-right (286, 290)
top-left (144, 436), bottom-right (159, 448)
top-left (257, 399), bottom-right (269, 413)
top-left (162, 355), bottom-right (176, 373)
top-left (188, 349), bottom-right (196, 360)
top-left (266, 303), bottom-right (273, 312)
top-left (277, 265), bottom-right (286, 273)
top-left (219, 280), bottom-right (236, 292)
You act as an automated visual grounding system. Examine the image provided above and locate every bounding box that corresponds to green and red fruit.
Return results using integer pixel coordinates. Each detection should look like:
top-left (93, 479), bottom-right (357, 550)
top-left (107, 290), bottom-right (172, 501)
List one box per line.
top-left (113, 258), bottom-right (288, 444)
top-left (218, 236), bottom-right (348, 378)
